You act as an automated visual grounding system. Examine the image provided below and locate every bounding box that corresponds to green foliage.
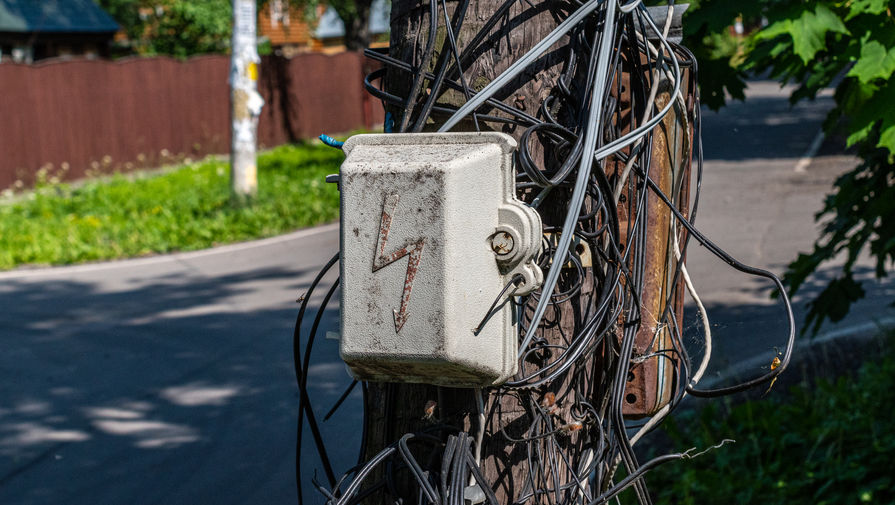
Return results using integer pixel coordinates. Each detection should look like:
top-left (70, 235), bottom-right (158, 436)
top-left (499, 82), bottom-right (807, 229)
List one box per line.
top-left (0, 143), bottom-right (341, 269)
top-left (847, 40), bottom-right (895, 87)
top-left (685, 1), bottom-right (895, 333)
top-left (326, 0), bottom-right (374, 42)
top-left (99, 0), bottom-right (377, 56)
top-left (97, 0), bottom-right (145, 43)
top-left (641, 350), bottom-right (895, 505)
top-left (784, 127), bottom-right (895, 334)
top-left (679, 0), bottom-right (760, 109)
top-left (149, 0), bottom-right (233, 57)
top-left (98, 0), bottom-right (232, 57)
top-left (758, 5), bottom-right (849, 63)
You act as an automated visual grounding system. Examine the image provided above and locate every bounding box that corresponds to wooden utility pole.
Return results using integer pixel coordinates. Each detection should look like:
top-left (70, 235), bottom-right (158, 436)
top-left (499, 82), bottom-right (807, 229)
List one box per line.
top-left (230, 0), bottom-right (263, 198)
top-left (362, 2), bottom-right (691, 503)
top-left (364, 1), bottom-right (571, 502)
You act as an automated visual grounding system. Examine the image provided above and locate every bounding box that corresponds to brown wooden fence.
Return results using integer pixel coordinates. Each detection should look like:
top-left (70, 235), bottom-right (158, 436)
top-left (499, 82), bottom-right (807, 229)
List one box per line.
top-left (0, 52), bottom-right (384, 189)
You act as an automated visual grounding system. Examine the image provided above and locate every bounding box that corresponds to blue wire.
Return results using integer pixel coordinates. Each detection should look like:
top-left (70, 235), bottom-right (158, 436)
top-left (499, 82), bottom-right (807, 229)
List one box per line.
top-left (318, 134), bottom-right (344, 148)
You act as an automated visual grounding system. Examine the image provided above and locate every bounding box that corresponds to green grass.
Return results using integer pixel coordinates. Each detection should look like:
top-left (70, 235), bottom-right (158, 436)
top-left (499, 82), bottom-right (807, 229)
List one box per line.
top-left (0, 143), bottom-right (342, 269)
top-left (638, 340), bottom-right (895, 505)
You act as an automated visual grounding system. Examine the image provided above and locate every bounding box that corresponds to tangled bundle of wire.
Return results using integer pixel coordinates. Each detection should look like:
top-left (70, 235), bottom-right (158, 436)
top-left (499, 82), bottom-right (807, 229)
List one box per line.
top-left (294, 0), bottom-right (796, 503)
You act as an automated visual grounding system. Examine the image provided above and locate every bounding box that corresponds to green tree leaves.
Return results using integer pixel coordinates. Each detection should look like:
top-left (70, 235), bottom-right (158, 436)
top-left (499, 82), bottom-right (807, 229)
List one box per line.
top-left (685, 1), bottom-right (895, 334)
top-left (150, 0), bottom-right (233, 57)
top-left (791, 5), bottom-right (849, 62)
top-left (98, 0), bottom-right (232, 57)
top-left (842, 79), bottom-right (895, 151)
top-left (755, 5), bottom-right (849, 63)
top-left (847, 40), bottom-right (895, 84)
top-left (847, 0), bottom-right (890, 20)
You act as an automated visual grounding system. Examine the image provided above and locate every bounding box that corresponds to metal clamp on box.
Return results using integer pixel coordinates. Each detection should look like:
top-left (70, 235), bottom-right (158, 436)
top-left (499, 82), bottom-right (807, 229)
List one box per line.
top-left (338, 132), bottom-right (543, 387)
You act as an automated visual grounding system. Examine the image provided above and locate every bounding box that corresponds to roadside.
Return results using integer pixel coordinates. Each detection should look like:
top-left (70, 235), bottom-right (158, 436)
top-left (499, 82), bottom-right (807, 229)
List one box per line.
top-left (639, 328), bottom-right (895, 505)
top-left (0, 223), bottom-right (342, 505)
top-left (0, 143), bottom-right (341, 270)
top-left (0, 79), bottom-right (892, 505)
top-left (636, 81), bottom-right (895, 504)
top-left (683, 80), bottom-right (894, 383)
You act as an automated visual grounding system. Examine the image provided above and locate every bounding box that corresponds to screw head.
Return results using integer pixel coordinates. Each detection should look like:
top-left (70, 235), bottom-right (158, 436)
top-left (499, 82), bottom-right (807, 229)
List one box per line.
top-left (490, 232), bottom-right (515, 256)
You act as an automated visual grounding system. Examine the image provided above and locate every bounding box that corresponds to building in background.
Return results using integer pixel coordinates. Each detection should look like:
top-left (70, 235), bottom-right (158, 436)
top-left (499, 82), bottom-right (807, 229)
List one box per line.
top-left (0, 0), bottom-right (118, 63)
top-left (259, 0), bottom-right (388, 56)
top-left (258, 0), bottom-right (316, 54)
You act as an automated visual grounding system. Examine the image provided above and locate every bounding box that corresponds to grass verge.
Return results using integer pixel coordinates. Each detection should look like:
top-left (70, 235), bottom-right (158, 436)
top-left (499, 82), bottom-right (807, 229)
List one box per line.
top-left (0, 143), bottom-right (342, 269)
top-left (638, 334), bottom-right (894, 505)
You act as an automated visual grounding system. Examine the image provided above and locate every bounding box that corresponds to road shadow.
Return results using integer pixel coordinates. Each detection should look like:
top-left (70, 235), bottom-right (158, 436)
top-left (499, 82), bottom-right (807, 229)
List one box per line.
top-left (680, 263), bottom-right (894, 391)
top-left (0, 266), bottom-right (357, 505)
top-left (700, 91), bottom-right (832, 162)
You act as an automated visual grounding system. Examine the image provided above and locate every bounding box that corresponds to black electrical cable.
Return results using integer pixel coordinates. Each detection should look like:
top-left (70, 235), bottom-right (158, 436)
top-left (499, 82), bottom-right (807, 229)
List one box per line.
top-left (293, 252), bottom-right (339, 504)
top-left (294, 2), bottom-right (797, 504)
top-left (297, 277), bottom-right (341, 488)
top-left (398, 0), bottom-right (440, 132)
top-left (411, 0), bottom-right (472, 132)
top-left (324, 379), bottom-right (358, 421)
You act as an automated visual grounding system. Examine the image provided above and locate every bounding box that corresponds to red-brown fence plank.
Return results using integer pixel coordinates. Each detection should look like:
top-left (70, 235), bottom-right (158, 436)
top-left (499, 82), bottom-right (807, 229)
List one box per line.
top-left (0, 52), bottom-right (383, 190)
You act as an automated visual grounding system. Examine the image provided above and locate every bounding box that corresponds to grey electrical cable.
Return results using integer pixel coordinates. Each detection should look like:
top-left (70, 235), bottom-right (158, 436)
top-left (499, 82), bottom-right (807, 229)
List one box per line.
top-left (519, 0), bottom-right (619, 356)
top-left (295, 3), bottom-right (799, 504)
top-left (591, 5), bottom-right (681, 163)
top-left (613, 4), bottom-right (674, 203)
top-left (437, 0), bottom-right (604, 133)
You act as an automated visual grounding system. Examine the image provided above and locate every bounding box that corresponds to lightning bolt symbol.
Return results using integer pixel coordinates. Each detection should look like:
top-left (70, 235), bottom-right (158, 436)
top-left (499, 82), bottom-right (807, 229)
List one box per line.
top-left (373, 193), bottom-right (426, 332)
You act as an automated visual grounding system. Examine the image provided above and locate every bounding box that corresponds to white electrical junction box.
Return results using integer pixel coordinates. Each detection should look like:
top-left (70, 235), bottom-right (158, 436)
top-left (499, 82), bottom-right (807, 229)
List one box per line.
top-left (338, 132), bottom-right (543, 387)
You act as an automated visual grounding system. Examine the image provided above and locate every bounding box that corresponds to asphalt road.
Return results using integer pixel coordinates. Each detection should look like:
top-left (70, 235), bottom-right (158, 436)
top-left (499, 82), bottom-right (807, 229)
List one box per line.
top-left (685, 81), bottom-right (894, 382)
top-left (1, 80), bottom-right (892, 504)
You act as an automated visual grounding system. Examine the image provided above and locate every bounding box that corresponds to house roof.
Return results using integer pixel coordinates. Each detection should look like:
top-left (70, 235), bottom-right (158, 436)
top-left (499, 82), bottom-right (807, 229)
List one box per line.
top-left (0, 0), bottom-right (119, 33)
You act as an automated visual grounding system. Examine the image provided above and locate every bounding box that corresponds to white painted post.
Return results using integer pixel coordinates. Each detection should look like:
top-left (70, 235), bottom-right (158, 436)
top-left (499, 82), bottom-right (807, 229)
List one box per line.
top-left (230, 0), bottom-right (264, 198)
